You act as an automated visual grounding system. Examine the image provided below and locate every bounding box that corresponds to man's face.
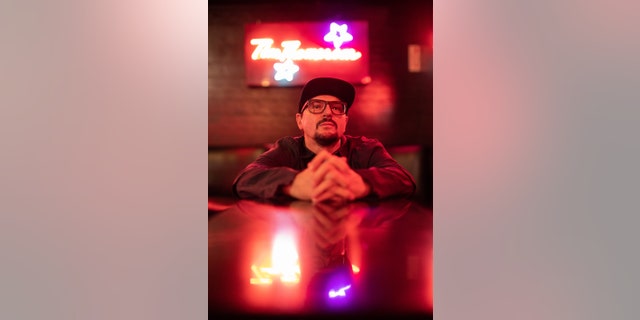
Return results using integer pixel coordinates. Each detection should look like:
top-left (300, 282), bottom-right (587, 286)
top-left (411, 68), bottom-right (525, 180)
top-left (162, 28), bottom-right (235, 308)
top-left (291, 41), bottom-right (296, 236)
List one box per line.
top-left (296, 95), bottom-right (349, 146)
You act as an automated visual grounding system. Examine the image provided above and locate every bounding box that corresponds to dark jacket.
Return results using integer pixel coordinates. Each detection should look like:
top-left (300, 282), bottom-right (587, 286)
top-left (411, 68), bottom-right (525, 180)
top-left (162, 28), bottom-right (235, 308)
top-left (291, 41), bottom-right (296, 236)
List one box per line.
top-left (232, 135), bottom-right (416, 201)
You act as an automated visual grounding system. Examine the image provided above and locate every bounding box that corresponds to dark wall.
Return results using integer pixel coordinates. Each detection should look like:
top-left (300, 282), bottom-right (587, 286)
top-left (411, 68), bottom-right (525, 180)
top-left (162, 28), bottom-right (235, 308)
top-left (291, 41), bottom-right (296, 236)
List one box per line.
top-left (209, 1), bottom-right (432, 148)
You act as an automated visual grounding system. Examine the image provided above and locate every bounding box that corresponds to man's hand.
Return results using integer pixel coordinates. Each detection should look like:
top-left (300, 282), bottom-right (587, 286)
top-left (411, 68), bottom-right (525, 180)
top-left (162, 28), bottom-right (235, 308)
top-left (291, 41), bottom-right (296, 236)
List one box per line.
top-left (284, 166), bottom-right (316, 200)
top-left (285, 150), bottom-right (370, 203)
top-left (284, 150), bottom-right (337, 201)
top-left (311, 155), bottom-right (370, 202)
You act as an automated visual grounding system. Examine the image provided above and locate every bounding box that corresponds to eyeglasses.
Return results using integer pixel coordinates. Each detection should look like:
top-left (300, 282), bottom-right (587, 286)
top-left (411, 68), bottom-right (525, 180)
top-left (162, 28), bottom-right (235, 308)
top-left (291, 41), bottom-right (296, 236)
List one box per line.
top-left (302, 99), bottom-right (347, 115)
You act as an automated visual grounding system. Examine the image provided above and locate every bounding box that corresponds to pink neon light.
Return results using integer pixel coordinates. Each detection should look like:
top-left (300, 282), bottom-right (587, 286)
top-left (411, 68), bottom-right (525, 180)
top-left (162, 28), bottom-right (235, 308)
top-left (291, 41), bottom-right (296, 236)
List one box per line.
top-left (244, 21), bottom-right (369, 86)
top-left (323, 22), bottom-right (353, 49)
top-left (250, 38), bottom-right (362, 62)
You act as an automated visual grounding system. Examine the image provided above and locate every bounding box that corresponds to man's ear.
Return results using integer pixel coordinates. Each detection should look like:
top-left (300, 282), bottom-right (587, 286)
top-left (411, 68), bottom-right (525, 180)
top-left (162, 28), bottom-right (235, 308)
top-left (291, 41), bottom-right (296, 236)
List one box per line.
top-left (295, 113), bottom-right (303, 130)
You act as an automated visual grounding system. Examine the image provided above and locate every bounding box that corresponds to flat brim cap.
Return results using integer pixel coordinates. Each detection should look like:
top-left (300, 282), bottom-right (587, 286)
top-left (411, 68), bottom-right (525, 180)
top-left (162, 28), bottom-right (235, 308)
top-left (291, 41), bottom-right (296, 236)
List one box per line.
top-left (298, 77), bottom-right (356, 113)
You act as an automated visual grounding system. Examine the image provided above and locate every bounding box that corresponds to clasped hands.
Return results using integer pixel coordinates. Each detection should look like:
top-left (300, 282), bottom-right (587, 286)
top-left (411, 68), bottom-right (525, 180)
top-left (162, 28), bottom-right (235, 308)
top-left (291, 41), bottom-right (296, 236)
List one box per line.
top-left (285, 150), bottom-right (370, 203)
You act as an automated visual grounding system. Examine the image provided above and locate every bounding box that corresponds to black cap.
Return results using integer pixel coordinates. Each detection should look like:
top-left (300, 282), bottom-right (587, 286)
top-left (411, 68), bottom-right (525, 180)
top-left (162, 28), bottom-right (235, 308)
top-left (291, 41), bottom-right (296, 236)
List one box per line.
top-left (298, 77), bottom-right (356, 113)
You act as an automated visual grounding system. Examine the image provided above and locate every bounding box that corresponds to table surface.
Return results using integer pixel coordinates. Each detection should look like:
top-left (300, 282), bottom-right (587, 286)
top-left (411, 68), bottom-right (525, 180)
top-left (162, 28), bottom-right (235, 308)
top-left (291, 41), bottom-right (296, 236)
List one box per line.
top-left (209, 198), bottom-right (433, 319)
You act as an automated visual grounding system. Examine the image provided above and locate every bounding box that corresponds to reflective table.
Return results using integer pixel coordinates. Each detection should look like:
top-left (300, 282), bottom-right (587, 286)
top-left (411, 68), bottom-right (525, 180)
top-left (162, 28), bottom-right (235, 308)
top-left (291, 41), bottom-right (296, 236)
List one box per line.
top-left (209, 198), bottom-right (433, 319)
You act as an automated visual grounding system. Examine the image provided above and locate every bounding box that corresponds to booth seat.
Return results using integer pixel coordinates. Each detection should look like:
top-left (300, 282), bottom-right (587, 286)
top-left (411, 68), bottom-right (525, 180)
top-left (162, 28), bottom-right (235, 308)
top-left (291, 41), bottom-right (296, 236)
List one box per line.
top-left (208, 146), bottom-right (266, 211)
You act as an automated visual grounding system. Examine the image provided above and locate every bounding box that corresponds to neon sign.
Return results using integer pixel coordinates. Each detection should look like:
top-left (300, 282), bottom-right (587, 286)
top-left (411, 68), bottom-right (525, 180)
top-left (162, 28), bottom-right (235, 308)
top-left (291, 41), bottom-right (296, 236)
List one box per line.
top-left (249, 39), bottom-right (362, 61)
top-left (245, 21), bottom-right (369, 87)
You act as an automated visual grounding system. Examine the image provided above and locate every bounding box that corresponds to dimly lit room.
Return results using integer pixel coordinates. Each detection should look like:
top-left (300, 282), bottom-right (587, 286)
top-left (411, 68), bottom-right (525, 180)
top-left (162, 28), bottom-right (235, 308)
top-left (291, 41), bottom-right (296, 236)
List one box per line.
top-left (3, 1), bottom-right (635, 319)
top-left (209, 0), bottom-right (433, 318)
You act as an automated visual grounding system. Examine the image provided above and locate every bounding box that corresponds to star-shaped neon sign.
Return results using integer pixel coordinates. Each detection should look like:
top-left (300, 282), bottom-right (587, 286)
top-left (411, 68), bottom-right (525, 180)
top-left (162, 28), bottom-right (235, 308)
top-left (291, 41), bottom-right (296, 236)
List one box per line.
top-left (323, 22), bottom-right (353, 49)
top-left (273, 59), bottom-right (300, 81)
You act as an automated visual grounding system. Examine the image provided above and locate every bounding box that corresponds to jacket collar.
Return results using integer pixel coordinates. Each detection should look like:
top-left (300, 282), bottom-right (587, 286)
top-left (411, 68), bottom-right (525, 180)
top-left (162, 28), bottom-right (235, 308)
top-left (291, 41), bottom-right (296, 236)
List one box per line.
top-left (299, 135), bottom-right (348, 158)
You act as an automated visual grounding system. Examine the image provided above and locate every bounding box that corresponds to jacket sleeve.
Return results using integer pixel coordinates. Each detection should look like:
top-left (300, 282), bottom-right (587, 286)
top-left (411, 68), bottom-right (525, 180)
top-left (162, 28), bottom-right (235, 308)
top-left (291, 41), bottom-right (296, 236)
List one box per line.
top-left (232, 141), bottom-right (299, 200)
top-left (353, 140), bottom-right (417, 199)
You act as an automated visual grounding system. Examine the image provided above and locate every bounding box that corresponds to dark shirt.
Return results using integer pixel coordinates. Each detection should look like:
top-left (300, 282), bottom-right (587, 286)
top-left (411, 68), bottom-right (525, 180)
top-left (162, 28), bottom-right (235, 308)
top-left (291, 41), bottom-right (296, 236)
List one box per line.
top-left (232, 135), bottom-right (416, 201)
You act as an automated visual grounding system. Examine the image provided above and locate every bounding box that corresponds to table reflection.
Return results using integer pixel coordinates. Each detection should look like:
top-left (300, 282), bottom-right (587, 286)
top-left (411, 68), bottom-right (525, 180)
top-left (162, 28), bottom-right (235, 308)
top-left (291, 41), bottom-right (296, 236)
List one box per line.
top-left (209, 198), bottom-right (432, 318)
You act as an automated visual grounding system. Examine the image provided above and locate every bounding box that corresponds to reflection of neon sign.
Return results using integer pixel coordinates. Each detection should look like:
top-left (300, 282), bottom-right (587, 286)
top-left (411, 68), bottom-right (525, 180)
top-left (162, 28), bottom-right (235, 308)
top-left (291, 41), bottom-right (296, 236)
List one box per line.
top-left (250, 231), bottom-right (301, 285)
top-left (328, 285), bottom-right (351, 298)
top-left (245, 21), bottom-right (369, 86)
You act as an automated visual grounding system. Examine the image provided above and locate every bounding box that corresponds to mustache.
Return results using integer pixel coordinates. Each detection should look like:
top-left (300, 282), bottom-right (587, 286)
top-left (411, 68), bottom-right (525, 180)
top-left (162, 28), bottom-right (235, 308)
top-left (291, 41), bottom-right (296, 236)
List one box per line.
top-left (316, 119), bottom-right (337, 128)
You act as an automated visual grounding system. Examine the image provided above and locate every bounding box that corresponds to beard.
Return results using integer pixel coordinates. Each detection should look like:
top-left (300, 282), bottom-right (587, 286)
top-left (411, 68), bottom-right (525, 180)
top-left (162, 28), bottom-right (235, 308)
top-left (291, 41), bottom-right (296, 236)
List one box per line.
top-left (314, 132), bottom-right (339, 147)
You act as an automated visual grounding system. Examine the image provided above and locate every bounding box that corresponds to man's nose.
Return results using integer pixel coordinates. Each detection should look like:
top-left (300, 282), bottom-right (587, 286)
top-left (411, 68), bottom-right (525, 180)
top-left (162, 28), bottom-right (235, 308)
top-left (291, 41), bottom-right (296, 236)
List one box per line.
top-left (322, 105), bottom-right (333, 116)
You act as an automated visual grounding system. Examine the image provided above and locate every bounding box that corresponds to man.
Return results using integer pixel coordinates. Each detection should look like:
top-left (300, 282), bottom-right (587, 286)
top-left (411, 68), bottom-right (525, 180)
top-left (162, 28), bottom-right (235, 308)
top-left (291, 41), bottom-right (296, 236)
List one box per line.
top-left (232, 77), bottom-right (416, 203)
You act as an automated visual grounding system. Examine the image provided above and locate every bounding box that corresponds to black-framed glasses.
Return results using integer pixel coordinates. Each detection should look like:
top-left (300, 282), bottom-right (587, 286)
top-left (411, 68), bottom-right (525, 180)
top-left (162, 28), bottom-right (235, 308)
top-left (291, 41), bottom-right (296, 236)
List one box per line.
top-left (302, 99), bottom-right (347, 115)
